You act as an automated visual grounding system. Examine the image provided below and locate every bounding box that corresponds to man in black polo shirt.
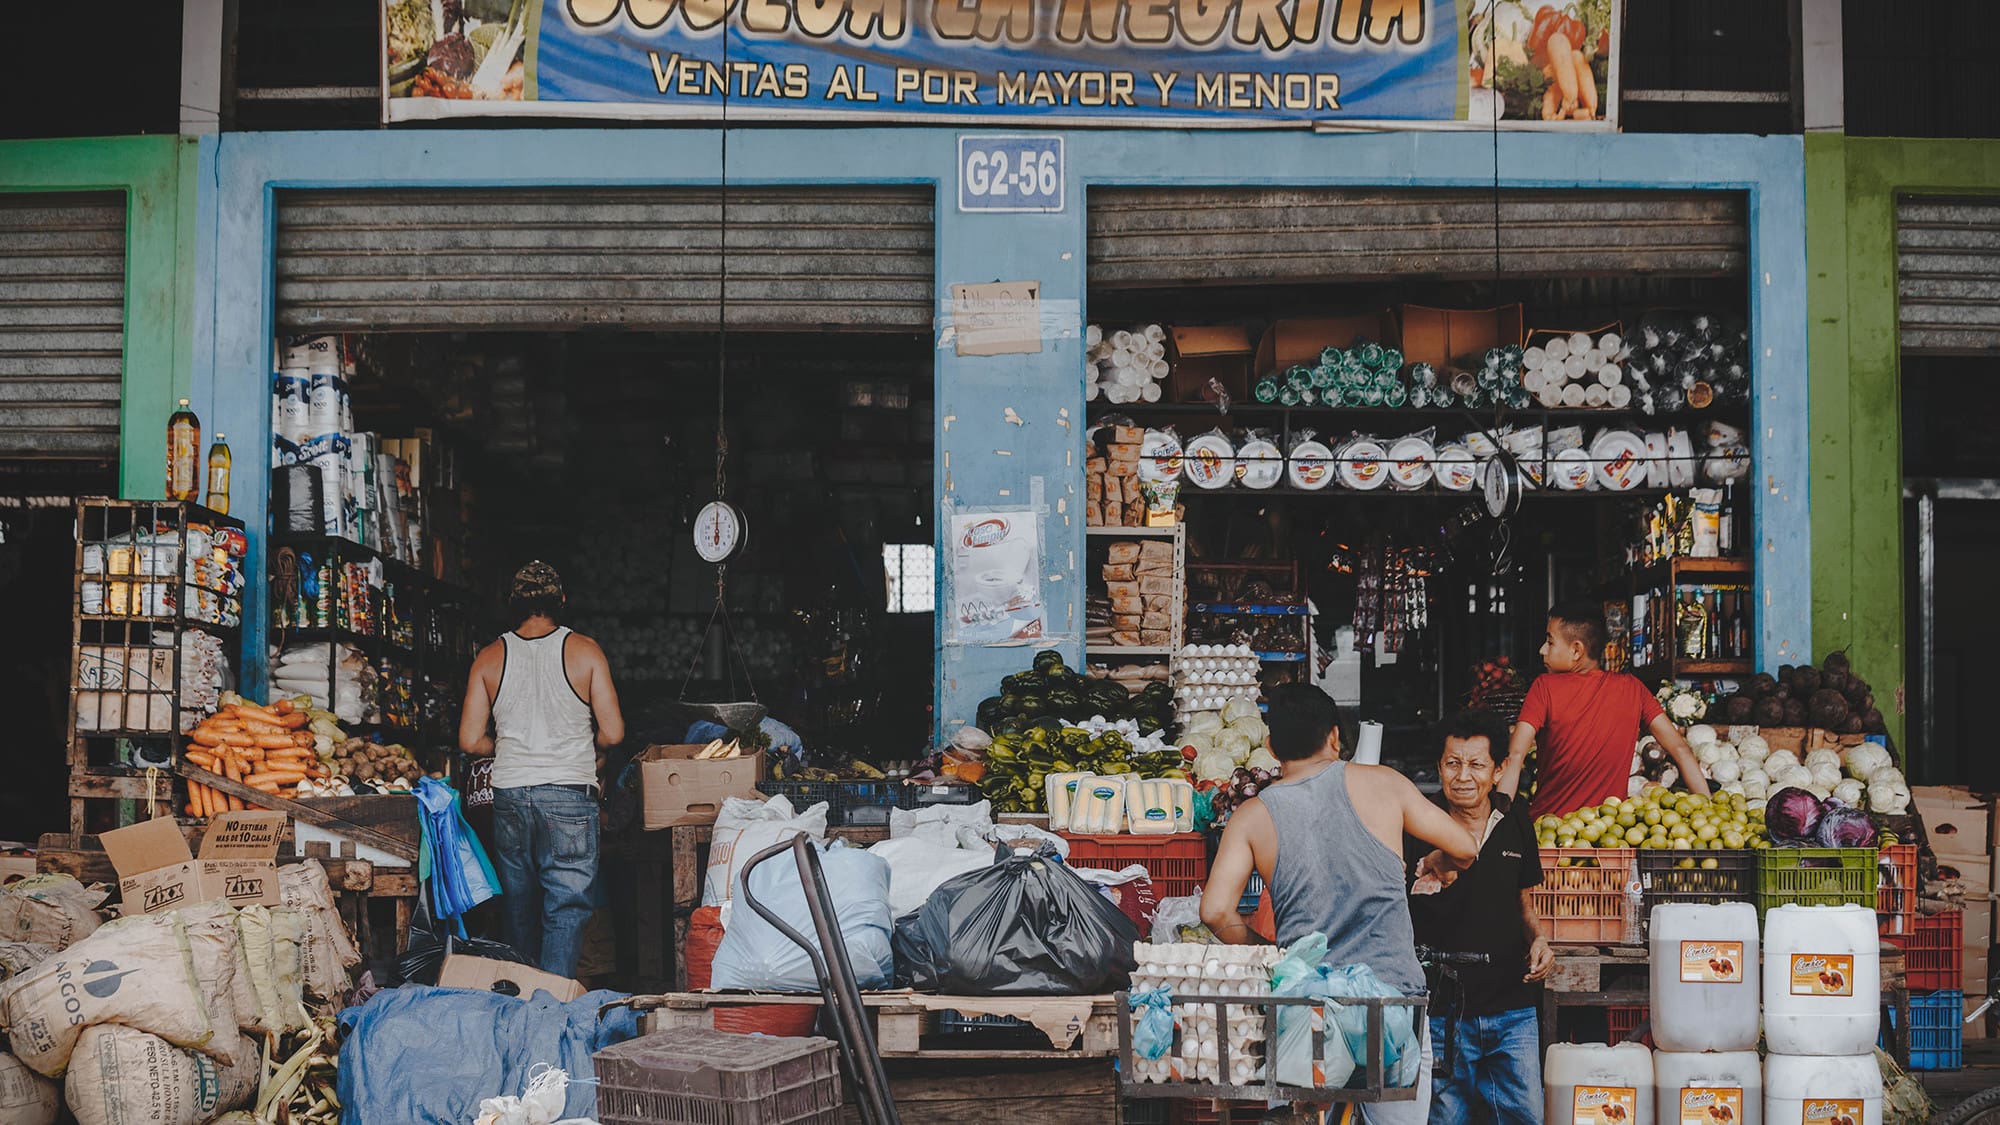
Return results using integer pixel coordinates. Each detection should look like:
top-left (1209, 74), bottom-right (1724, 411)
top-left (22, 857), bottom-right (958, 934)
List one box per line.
top-left (1408, 711), bottom-right (1552, 1125)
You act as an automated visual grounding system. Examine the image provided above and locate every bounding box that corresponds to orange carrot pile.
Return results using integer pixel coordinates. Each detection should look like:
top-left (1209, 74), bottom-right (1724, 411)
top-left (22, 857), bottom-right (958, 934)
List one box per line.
top-left (183, 698), bottom-right (331, 818)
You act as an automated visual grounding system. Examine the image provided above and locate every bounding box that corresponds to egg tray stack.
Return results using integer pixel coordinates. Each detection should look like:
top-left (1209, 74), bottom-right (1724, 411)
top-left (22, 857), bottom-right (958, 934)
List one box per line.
top-left (1088, 425), bottom-right (1145, 528)
top-left (1174, 644), bottom-right (1261, 725)
top-left (1128, 943), bottom-right (1282, 1086)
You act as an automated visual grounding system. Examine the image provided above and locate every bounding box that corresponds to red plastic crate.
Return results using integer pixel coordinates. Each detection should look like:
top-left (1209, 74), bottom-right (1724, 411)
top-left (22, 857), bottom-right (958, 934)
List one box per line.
top-left (1889, 910), bottom-right (1966, 992)
top-left (1532, 848), bottom-right (1636, 945)
top-left (1607, 1004), bottom-right (1654, 1047)
top-left (1879, 844), bottom-right (1919, 937)
top-left (1060, 833), bottom-right (1209, 900)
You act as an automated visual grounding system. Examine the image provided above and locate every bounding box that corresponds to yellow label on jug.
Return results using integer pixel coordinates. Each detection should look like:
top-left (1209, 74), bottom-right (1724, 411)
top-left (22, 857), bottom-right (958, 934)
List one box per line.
top-left (1573, 1085), bottom-right (1637, 1125)
top-left (1680, 940), bottom-right (1746, 983)
top-left (1802, 1098), bottom-right (1863, 1125)
top-left (1680, 1086), bottom-right (1743, 1125)
top-left (1789, 953), bottom-right (1855, 997)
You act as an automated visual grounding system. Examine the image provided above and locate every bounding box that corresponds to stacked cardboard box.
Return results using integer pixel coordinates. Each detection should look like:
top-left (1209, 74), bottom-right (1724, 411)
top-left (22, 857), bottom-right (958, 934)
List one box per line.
top-left (1096, 540), bottom-right (1175, 649)
top-left (1087, 425), bottom-right (1144, 528)
top-left (1914, 785), bottom-right (1995, 1031)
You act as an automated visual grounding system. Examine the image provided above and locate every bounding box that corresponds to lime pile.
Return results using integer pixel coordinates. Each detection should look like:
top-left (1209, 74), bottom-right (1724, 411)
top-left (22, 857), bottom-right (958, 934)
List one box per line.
top-left (1534, 787), bottom-right (1769, 851)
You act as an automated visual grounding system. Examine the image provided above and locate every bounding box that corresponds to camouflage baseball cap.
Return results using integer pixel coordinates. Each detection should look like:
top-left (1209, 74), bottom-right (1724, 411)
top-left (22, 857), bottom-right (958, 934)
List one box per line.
top-left (510, 560), bottom-right (564, 603)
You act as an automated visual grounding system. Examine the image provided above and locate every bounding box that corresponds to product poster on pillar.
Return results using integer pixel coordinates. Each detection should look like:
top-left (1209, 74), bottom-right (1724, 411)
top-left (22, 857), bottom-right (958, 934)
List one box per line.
top-left (947, 511), bottom-right (1045, 647)
top-left (382, 0), bottom-right (1619, 128)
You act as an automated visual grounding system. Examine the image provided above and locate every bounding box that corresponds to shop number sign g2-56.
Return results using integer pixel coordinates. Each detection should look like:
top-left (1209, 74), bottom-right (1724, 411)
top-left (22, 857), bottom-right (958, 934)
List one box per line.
top-left (959, 136), bottom-right (1063, 213)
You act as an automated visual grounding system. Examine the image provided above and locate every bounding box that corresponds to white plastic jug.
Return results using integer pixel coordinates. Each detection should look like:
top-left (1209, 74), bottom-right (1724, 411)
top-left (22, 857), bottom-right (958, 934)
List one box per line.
top-left (1655, 1050), bottom-right (1762, 1125)
top-left (1649, 902), bottom-right (1761, 1052)
top-left (1546, 1042), bottom-right (1655, 1125)
top-left (1764, 1053), bottom-right (1881, 1125)
top-left (1762, 904), bottom-right (1881, 1056)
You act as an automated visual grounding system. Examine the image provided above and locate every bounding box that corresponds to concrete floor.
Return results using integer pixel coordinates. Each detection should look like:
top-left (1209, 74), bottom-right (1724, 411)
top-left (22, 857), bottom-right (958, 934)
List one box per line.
top-left (1924, 1039), bottom-right (2000, 1114)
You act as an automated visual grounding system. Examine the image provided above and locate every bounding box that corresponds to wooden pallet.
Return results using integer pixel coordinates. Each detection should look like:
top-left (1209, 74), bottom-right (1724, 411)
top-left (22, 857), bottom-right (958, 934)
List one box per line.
top-left (844, 1058), bottom-right (1117, 1125)
top-left (629, 991), bottom-right (1121, 1058)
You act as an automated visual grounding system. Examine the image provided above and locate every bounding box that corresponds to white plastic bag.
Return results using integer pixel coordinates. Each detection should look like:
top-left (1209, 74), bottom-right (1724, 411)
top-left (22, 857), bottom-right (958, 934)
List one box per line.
top-left (868, 838), bottom-right (993, 919)
top-left (472, 1064), bottom-right (600, 1125)
top-left (888, 799), bottom-right (993, 846)
top-left (703, 796), bottom-right (829, 907)
top-left (711, 843), bottom-right (894, 992)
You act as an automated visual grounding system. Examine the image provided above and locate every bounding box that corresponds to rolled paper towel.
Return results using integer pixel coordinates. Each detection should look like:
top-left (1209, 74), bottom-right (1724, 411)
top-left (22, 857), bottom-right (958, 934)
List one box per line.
top-left (1352, 720), bottom-right (1385, 765)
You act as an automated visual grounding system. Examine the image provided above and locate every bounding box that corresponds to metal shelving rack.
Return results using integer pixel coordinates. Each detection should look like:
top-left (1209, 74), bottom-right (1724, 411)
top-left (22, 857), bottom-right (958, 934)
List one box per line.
top-left (270, 534), bottom-right (469, 757)
top-left (68, 498), bottom-right (246, 830)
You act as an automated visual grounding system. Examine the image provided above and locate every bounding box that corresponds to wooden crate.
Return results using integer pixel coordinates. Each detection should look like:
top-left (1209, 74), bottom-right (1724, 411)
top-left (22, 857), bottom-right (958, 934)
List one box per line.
top-left (843, 1059), bottom-right (1116, 1125)
top-left (632, 991), bottom-right (1121, 1059)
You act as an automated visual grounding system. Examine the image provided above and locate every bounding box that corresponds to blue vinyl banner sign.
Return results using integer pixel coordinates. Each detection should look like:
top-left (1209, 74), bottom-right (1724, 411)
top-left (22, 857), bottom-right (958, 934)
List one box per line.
top-left (384, 0), bottom-right (1618, 128)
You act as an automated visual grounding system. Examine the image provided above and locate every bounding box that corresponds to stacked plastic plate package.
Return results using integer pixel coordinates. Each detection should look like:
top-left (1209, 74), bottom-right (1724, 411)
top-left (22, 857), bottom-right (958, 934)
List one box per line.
top-left (1087, 324), bottom-right (1169, 404)
top-left (1521, 330), bottom-right (1634, 409)
top-left (1129, 942), bottom-right (1283, 1085)
top-left (1174, 643), bottom-right (1260, 723)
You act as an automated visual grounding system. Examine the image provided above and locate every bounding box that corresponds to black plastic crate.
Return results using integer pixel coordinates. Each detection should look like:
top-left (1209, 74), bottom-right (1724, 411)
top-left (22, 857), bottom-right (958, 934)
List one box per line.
top-left (594, 1028), bottom-right (842, 1125)
top-left (760, 781), bottom-right (843, 820)
top-left (1637, 849), bottom-right (1757, 914)
top-left (898, 781), bottom-right (982, 809)
top-left (839, 781), bottom-right (900, 810)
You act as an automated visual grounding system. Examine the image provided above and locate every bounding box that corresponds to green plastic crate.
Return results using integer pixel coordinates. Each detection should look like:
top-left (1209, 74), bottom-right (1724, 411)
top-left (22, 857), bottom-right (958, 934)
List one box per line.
top-left (1755, 847), bottom-right (1879, 915)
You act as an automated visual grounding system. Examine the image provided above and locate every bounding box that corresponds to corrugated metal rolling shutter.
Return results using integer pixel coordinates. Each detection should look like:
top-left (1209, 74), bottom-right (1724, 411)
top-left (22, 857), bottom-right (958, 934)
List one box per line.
top-left (1088, 188), bottom-right (1747, 288)
top-left (1898, 196), bottom-right (2000, 354)
top-left (0, 192), bottom-right (124, 458)
top-left (275, 187), bottom-right (933, 332)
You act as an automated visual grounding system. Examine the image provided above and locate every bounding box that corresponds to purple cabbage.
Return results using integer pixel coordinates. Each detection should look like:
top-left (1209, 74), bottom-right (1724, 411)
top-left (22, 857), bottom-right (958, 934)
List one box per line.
top-left (1814, 802), bottom-right (1877, 849)
top-left (1765, 786), bottom-right (1825, 845)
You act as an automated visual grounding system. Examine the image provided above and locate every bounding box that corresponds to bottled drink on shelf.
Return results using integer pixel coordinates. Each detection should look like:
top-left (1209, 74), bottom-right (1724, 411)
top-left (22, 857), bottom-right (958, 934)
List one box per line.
top-left (206, 433), bottom-right (232, 515)
top-left (1719, 483), bottom-right (1736, 556)
top-left (167, 399), bottom-right (201, 502)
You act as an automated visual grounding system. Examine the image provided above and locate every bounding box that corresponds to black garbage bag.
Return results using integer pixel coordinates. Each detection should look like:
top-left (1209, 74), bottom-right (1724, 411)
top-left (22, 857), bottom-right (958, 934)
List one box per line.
top-left (893, 844), bottom-right (1138, 994)
top-left (395, 909), bottom-right (532, 987)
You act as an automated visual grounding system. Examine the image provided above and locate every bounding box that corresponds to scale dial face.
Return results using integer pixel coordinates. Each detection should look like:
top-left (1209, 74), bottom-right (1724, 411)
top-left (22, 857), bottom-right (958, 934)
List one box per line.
top-left (1484, 451), bottom-right (1523, 519)
top-left (693, 501), bottom-right (747, 563)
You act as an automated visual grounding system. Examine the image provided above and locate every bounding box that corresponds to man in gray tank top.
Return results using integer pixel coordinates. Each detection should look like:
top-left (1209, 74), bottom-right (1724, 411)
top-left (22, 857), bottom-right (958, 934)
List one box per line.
top-left (1201, 685), bottom-right (1479, 1124)
top-left (459, 561), bottom-right (626, 979)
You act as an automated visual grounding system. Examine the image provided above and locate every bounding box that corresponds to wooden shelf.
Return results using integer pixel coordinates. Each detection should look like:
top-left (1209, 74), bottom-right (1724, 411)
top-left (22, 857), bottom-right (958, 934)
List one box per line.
top-left (1085, 525), bottom-right (1179, 537)
top-left (1633, 659), bottom-right (1753, 680)
top-left (1085, 645), bottom-right (1174, 656)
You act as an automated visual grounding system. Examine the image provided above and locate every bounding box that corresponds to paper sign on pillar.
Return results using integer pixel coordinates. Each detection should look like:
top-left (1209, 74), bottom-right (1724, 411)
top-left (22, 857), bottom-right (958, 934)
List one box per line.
top-left (99, 812), bottom-right (287, 914)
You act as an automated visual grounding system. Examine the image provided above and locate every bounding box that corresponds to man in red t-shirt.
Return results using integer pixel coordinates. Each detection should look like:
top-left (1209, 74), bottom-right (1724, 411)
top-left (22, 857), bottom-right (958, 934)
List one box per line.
top-left (1498, 601), bottom-right (1707, 818)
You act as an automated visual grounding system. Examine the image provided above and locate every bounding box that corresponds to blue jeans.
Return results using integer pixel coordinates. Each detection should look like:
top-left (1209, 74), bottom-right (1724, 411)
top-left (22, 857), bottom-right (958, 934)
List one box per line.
top-left (492, 784), bottom-right (598, 979)
top-left (1428, 1007), bottom-right (1541, 1125)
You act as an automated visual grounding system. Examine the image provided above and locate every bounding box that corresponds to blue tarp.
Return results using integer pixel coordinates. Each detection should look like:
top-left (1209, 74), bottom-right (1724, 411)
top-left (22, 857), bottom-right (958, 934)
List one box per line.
top-left (337, 986), bottom-right (640, 1123)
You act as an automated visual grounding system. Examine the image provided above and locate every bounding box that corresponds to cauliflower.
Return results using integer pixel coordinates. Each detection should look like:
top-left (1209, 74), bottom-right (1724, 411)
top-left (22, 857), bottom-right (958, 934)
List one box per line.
top-left (1869, 774), bottom-right (1911, 815)
top-left (1696, 742), bottom-right (1730, 766)
top-left (1778, 765), bottom-right (1815, 790)
top-left (1843, 744), bottom-right (1894, 781)
top-left (1805, 748), bottom-right (1843, 773)
top-left (1710, 758), bottom-right (1742, 784)
top-left (1722, 781), bottom-right (1747, 797)
top-left (1809, 763), bottom-right (1843, 791)
top-left (1743, 778), bottom-right (1769, 800)
top-left (1763, 750), bottom-right (1801, 776)
top-left (1740, 767), bottom-right (1769, 789)
top-left (1832, 779), bottom-right (1866, 807)
top-left (1686, 724), bottom-right (1720, 749)
top-left (1735, 734), bottom-right (1770, 760)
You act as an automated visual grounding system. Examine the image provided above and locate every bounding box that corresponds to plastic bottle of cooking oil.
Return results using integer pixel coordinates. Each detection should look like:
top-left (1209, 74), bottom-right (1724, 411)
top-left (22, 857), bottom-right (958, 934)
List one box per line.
top-left (1649, 902), bottom-right (1760, 1052)
top-left (205, 433), bottom-right (232, 515)
top-left (1762, 904), bottom-right (1880, 1056)
top-left (1545, 1042), bottom-right (1655, 1125)
top-left (166, 398), bottom-right (200, 502)
top-left (1655, 1049), bottom-right (1761, 1125)
top-left (1764, 1054), bottom-right (1880, 1125)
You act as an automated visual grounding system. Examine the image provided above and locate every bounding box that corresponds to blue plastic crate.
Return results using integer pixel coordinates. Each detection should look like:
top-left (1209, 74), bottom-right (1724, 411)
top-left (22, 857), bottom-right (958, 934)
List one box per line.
top-left (1883, 989), bottom-right (1965, 1071)
top-left (839, 781), bottom-right (900, 809)
top-left (1238, 872), bottom-right (1265, 915)
top-left (936, 1009), bottom-right (1032, 1034)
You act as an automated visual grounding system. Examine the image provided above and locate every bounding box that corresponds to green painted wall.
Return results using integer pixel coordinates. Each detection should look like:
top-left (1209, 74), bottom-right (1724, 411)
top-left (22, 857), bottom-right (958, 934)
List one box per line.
top-left (0, 135), bottom-right (199, 497)
top-left (1807, 134), bottom-right (2000, 760)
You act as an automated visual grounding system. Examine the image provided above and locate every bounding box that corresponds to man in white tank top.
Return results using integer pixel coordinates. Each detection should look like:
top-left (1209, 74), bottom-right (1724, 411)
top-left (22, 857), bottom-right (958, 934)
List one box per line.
top-left (458, 561), bottom-right (625, 979)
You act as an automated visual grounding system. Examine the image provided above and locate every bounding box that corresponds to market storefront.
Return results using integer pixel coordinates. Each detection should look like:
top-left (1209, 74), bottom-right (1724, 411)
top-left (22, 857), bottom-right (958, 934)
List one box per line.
top-left (197, 128), bottom-right (1811, 734)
